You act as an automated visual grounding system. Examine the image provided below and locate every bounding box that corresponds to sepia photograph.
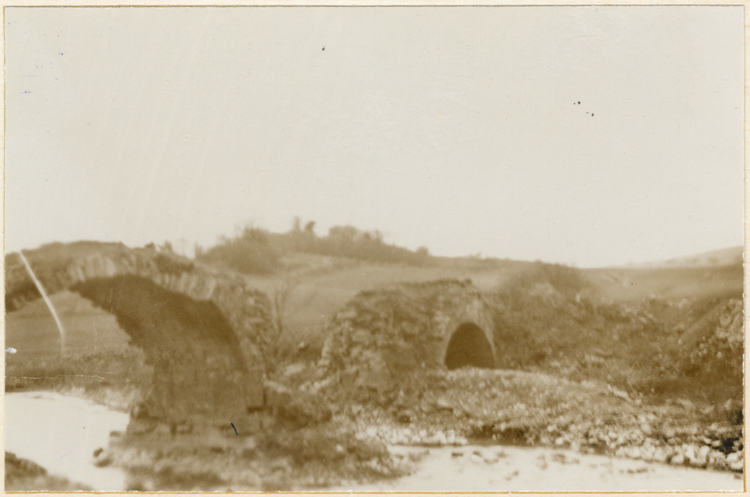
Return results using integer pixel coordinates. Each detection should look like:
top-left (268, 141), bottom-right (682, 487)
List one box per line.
top-left (3, 4), bottom-right (746, 492)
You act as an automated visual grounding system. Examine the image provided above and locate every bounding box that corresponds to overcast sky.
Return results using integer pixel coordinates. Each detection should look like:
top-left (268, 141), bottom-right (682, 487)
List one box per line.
top-left (5, 6), bottom-right (744, 267)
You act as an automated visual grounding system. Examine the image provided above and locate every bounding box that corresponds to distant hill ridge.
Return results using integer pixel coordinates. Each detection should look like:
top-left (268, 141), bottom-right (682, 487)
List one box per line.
top-left (626, 246), bottom-right (743, 269)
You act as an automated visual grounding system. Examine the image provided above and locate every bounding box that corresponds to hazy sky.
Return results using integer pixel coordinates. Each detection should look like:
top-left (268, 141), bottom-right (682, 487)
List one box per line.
top-left (5, 6), bottom-right (744, 267)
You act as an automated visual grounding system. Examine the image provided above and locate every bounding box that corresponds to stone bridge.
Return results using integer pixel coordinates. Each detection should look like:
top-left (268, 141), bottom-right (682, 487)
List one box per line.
top-left (320, 279), bottom-right (496, 392)
top-left (5, 241), bottom-right (274, 427)
top-left (6, 242), bottom-right (497, 428)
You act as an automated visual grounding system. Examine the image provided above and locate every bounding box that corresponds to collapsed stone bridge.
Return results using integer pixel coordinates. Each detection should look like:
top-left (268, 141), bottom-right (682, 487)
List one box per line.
top-left (5, 241), bottom-right (274, 427)
top-left (6, 242), bottom-right (497, 427)
top-left (320, 279), bottom-right (496, 392)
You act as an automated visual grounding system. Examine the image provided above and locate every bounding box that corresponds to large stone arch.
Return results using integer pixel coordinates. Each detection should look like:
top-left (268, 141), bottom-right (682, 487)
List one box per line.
top-left (319, 279), bottom-right (495, 392)
top-left (5, 241), bottom-right (275, 426)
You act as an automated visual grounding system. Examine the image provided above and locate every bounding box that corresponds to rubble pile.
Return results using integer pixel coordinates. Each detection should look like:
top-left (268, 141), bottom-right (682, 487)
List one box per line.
top-left (341, 368), bottom-right (744, 473)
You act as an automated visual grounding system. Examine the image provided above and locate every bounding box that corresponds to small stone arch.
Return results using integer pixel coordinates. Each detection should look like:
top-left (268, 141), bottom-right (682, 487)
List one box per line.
top-left (444, 322), bottom-right (496, 370)
top-left (320, 279), bottom-right (496, 391)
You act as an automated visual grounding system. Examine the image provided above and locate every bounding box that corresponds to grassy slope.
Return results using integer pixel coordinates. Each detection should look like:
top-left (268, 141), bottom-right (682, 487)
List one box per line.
top-left (583, 263), bottom-right (743, 302)
top-left (6, 290), bottom-right (131, 359)
top-left (626, 246), bottom-right (743, 269)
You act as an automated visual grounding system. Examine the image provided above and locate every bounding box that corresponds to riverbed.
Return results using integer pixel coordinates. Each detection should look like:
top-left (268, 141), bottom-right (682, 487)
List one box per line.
top-left (5, 391), bottom-right (744, 492)
top-left (334, 444), bottom-right (744, 492)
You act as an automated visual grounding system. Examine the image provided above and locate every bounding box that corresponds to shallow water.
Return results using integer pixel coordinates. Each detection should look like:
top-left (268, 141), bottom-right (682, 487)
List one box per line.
top-left (5, 392), bottom-right (744, 492)
top-left (333, 445), bottom-right (744, 492)
top-left (5, 391), bottom-right (130, 490)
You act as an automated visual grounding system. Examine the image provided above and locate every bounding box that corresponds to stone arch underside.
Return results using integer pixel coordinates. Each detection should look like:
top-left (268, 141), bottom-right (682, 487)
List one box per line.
top-left (5, 241), bottom-right (275, 425)
top-left (320, 279), bottom-right (496, 392)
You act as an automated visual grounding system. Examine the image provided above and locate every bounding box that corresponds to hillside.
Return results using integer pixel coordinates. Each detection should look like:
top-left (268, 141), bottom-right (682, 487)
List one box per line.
top-left (625, 246), bottom-right (743, 269)
top-left (583, 263), bottom-right (743, 302)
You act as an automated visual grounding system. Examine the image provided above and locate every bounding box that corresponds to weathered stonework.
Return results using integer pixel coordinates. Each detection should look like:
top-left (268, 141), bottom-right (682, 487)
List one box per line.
top-left (319, 279), bottom-right (496, 392)
top-left (5, 241), bottom-right (275, 425)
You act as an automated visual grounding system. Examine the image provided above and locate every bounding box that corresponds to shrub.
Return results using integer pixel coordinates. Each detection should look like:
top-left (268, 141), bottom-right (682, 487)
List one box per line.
top-left (196, 226), bottom-right (280, 275)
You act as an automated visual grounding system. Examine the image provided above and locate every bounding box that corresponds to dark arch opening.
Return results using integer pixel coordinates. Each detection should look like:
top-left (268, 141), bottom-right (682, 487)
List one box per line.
top-left (444, 322), bottom-right (495, 370)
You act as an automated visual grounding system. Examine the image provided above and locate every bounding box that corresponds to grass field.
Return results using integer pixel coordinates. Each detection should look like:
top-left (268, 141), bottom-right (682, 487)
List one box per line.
top-left (6, 290), bottom-right (130, 360)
